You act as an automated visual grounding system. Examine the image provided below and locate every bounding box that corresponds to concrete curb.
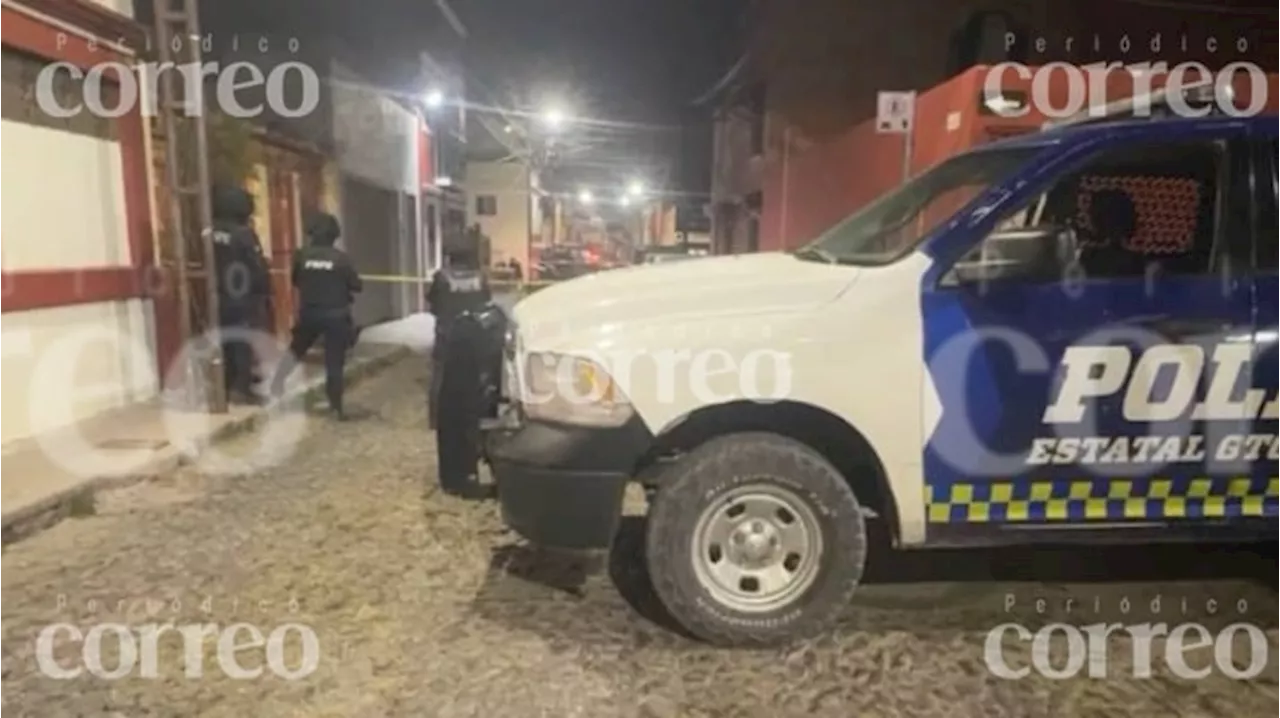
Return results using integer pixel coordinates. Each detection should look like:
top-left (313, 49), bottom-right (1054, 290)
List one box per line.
top-left (1, 346), bottom-right (412, 546)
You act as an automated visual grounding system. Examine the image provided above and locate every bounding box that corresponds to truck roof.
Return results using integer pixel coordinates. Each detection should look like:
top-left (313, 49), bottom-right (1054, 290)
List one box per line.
top-left (979, 113), bottom-right (1277, 154)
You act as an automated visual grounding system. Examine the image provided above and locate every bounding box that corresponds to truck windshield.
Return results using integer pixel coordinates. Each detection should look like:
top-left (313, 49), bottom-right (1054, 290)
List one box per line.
top-left (794, 147), bottom-right (1042, 266)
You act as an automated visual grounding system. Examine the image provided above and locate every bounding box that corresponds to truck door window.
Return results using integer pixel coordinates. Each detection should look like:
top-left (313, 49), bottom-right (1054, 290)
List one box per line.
top-left (960, 140), bottom-right (1224, 284)
top-left (1059, 141), bottom-right (1222, 279)
top-left (796, 147), bottom-right (1040, 265)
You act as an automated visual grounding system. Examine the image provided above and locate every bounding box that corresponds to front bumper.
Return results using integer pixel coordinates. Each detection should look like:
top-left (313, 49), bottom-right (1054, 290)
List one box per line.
top-left (485, 414), bottom-right (653, 550)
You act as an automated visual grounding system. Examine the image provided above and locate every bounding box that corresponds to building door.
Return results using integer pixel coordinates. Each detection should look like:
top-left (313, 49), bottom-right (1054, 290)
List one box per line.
top-left (746, 214), bottom-right (760, 253)
top-left (424, 201), bottom-right (439, 270)
top-left (341, 177), bottom-right (399, 327)
top-left (266, 168), bottom-right (301, 340)
top-left (397, 192), bottom-right (417, 316)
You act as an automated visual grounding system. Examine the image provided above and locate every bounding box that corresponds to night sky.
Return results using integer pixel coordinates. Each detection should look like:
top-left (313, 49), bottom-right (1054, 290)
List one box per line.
top-left (206, 0), bottom-right (746, 195)
top-left (458, 0), bottom-right (744, 197)
top-left (458, 0), bottom-right (742, 124)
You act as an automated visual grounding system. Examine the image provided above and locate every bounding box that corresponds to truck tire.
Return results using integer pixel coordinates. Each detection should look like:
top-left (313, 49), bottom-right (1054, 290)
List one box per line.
top-left (645, 432), bottom-right (867, 647)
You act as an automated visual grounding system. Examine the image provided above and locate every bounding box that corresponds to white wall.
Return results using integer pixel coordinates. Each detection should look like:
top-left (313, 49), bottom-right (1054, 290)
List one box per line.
top-left (1, 113), bottom-right (155, 445)
top-left (466, 160), bottom-right (532, 266)
top-left (0, 0), bottom-right (159, 445)
top-left (1, 121), bottom-right (131, 271)
top-left (2, 299), bottom-right (158, 444)
top-left (330, 60), bottom-right (417, 194)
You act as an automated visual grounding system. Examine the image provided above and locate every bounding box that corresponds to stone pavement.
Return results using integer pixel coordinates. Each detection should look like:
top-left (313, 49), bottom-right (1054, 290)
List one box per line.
top-left (1, 357), bottom-right (1275, 718)
top-left (1, 341), bottom-right (409, 545)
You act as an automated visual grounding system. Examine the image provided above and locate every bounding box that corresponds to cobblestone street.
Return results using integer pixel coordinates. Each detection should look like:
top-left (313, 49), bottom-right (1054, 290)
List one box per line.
top-left (2, 358), bottom-right (1277, 718)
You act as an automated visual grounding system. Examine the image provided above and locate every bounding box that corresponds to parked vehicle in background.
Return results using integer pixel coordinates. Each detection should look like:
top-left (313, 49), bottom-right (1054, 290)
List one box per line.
top-left (637, 244), bottom-right (710, 265)
top-left (535, 244), bottom-right (593, 280)
top-left (644, 252), bottom-right (695, 265)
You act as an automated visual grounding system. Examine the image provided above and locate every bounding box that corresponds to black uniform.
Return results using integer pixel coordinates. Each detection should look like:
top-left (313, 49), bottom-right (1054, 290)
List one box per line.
top-left (425, 261), bottom-right (490, 429)
top-left (426, 253), bottom-right (496, 497)
top-left (269, 212), bottom-right (362, 418)
top-left (210, 185), bottom-right (270, 403)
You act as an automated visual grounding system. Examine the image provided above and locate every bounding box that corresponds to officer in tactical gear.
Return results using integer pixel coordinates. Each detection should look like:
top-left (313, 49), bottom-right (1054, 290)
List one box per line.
top-left (425, 244), bottom-right (491, 429)
top-left (210, 184), bottom-right (270, 405)
top-left (426, 244), bottom-right (498, 499)
top-left (269, 211), bottom-right (362, 419)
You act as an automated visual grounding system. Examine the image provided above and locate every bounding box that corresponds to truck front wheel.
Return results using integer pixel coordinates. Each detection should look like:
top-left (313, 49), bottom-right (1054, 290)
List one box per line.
top-left (645, 432), bottom-right (867, 646)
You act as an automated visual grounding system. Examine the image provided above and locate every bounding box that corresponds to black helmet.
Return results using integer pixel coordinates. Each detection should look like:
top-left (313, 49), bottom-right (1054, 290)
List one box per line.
top-left (445, 244), bottom-right (479, 268)
top-left (211, 184), bottom-right (254, 223)
top-left (306, 211), bottom-right (342, 247)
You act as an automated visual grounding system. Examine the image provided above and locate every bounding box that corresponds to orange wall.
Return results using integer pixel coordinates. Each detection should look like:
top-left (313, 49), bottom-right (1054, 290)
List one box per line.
top-left (759, 68), bottom-right (981, 251)
top-left (759, 66), bottom-right (1279, 252)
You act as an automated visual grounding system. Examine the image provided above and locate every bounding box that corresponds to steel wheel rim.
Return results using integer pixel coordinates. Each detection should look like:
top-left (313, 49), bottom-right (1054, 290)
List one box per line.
top-left (690, 482), bottom-right (824, 614)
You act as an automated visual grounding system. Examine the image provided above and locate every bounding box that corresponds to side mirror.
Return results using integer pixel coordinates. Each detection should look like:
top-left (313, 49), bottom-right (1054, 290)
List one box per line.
top-left (947, 225), bottom-right (1075, 286)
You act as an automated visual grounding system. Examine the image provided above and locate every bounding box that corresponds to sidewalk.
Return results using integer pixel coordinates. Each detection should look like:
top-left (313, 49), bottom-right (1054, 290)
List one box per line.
top-left (1, 340), bottom-right (412, 544)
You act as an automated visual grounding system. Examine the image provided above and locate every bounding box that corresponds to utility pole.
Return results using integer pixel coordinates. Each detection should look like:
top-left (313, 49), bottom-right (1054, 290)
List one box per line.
top-left (152, 0), bottom-right (226, 412)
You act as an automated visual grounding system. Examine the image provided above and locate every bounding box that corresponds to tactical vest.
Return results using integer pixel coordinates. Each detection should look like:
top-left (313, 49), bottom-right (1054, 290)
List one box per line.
top-left (436, 269), bottom-right (488, 333)
top-left (208, 223), bottom-right (261, 307)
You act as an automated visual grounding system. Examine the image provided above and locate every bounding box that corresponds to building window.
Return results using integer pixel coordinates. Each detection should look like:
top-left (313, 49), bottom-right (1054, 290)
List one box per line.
top-left (475, 194), bottom-right (498, 216)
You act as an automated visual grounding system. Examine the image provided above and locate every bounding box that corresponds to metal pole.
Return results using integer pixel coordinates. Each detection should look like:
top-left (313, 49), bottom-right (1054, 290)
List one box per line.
top-left (413, 111), bottom-right (430, 312)
top-left (184, 0), bottom-right (226, 412)
top-left (525, 155), bottom-right (535, 280)
top-left (154, 40), bottom-right (193, 398)
top-left (152, 0), bottom-right (225, 412)
top-left (153, 0), bottom-right (202, 405)
top-left (901, 97), bottom-right (915, 185)
top-left (779, 126), bottom-right (791, 245)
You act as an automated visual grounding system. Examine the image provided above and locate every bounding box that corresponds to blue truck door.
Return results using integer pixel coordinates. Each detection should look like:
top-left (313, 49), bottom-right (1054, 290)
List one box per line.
top-left (922, 130), bottom-right (1266, 537)
top-left (1249, 128), bottom-right (1279, 510)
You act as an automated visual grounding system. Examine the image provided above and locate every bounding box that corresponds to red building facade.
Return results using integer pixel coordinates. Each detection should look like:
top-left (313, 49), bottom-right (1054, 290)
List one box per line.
top-left (710, 0), bottom-right (1279, 254)
top-left (1, 0), bottom-right (152, 314)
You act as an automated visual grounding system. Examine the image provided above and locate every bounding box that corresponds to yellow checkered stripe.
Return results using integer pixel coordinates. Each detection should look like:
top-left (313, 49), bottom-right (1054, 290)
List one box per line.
top-left (926, 477), bottom-right (1280, 523)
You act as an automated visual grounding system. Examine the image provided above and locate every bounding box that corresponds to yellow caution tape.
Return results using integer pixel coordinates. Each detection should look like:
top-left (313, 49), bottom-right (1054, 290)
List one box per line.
top-left (177, 269), bottom-right (557, 292)
top-left (357, 274), bottom-right (558, 291)
top-left (358, 274), bottom-right (431, 284)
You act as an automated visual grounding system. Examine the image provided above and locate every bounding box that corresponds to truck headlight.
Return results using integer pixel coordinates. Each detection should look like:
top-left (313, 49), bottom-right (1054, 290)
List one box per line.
top-left (521, 352), bottom-right (634, 427)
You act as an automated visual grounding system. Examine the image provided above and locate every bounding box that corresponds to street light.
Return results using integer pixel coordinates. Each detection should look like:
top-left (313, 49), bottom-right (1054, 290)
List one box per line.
top-left (626, 179), bottom-right (646, 197)
top-left (424, 88), bottom-right (445, 109)
top-left (542, 106), bottom-right (567, 131)
top-left (577, 188), bottom-right (594, 205)
top-left (618, 195), bottom-right (632, 207)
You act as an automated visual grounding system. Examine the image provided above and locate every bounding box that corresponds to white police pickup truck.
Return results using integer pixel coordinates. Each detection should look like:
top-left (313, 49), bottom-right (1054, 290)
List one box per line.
top-left (479, 113), bottom-right (1278, 646)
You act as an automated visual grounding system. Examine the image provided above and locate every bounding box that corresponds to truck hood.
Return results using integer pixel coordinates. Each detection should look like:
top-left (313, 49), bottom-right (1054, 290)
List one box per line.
top-left (512, 252), bottom-right (858, 351)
